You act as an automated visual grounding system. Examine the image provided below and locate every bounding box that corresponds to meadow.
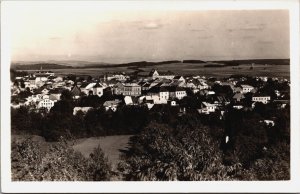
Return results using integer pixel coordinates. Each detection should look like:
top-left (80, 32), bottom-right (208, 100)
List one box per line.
top-left (24, 63), bottom-right (290, 79)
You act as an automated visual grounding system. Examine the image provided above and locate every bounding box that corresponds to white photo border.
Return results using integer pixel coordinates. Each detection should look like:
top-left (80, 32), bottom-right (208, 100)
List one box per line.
top-left (1, 0), bottom-right (299, 193)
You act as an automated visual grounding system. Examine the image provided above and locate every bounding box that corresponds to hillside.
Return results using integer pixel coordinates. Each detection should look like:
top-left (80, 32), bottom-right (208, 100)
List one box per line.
top-left (11, 63), bottom-right (72, 70)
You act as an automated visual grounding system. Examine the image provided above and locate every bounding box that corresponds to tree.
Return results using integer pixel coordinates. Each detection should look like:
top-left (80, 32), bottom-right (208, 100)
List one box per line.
top-left (11, 137), bottom-right (111, 181)
top-left (60, 89), bottom-right (73, 101)
top-left (120, 122), bottom-right (242, 181)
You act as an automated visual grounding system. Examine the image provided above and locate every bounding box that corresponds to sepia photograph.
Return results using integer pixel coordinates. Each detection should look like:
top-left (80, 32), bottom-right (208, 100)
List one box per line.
top-left (1, 0), bottom-right (300, 193)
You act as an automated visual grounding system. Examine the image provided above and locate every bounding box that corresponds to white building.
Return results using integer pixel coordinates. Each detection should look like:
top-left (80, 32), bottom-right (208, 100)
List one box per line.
top-left (252, 95), bottom-right (271, 104)
top-left (93, 83), bottom-right (105, 97)
top-left (73, 107), bottom-right (93, 115)
top-left (198, 102), bottom-right (216, 114)
top-left (37, 95), bottom-right (55, 111)
top-left (241, 84), bottom-right (254, 93)
top-left (175, 89), bottom-right (186, 100)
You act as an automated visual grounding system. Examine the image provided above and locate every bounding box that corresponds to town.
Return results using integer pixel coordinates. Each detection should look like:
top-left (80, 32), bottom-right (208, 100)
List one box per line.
top-left (11, 67), bottom-right (290, 120)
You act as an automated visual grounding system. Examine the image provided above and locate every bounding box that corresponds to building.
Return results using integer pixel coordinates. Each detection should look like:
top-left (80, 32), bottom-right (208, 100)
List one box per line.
top-left (123, 83), bottom-right (141, 96)
top-left (73, 107), bottom-right (93, 115)
top-left (252, 95), bottom-right (271, 104)
top-left (113, 82), bottom-right (125, 95)
top-left (71, 85), bottom-right (81, 99)
top-left (37, 95), bottom-right (55, 111)
top-left (173, 76), bottom-right (185, 83)
top-left (149, 69), bottom-right (175, 80)
top-left (147, 86), bottom-right (170, 103)
top-left (103, 99), bottom-right (121, 112)
top-left (93, 82), bottom-right (105, 97)
top-left (241, 84), bottom-right (254, 93)
top-left (149, 69), bottom-right (160, 79)
top-left (232, 92), bottom-right (245, 102)
top-left (168, 86), bottom-right (187, 100)
top-left (198, 102), bottom-right (217, 114)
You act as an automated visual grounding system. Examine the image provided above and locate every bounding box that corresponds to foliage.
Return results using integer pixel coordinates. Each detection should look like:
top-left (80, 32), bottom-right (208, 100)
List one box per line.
top-left (119, 122), bottom-right (243, 181)
top-left (11, 137), bottom-right (111, 181)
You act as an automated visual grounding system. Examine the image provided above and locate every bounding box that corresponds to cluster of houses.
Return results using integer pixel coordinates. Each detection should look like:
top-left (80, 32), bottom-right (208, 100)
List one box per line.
top-left (11, 69), bottom-right (290, 118)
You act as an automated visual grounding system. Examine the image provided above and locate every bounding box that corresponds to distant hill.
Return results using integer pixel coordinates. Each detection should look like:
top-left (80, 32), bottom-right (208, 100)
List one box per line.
top-left (182, 60), bottom-right (206, 63)
top-left (11, 63), bottom-right (72, 70)
top-left (11, 58), bottom-right (289, 70)
top-left (81, 60), bottom-right (182, 68)
top-left (210, 59), bottom-right (290, 66)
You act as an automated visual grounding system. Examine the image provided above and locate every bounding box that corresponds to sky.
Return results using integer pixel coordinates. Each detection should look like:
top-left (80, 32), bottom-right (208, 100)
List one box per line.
top-left (6, 2), bottom-right (290, 63)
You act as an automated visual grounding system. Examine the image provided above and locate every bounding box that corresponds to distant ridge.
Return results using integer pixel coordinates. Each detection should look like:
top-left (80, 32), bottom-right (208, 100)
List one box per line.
top-left (182, 60), bottom-right (206, 63)
top-left (11, 63), bottom-right (73, 70)
top-left (11, 58), bottom-right (290, 70)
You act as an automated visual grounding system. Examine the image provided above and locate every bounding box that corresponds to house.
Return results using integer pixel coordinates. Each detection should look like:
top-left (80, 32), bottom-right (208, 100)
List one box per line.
top-left (240, 84), bottom-right (254, 93)
top-left (147, 86), bottom-right (169, 104)
top-left (232, 93), bottom-right (245, 102)
top-left (113, 74), bottom-right (128, 81)
top-left (149, 69), bottom-right (160, 79)
top-left (173, 76), bottom-right (185, 83)
top-left (252, 94), bottom-right (271, 104)
top-left (168, 86), bottom-right (186, 100)
top-left (113, 82), bottom-right (125, 95)
top-left (103, 99), bottom-right (121, 112)
top-left (141, 82), bottom-right (151, 92)
top-left (215, 96), bottom-right (230, 105)
top-left (53, 76), bottom-right (63, 82)
top-left (186, 81), bottom-right (197, 89)
top-left (35, 75), bottom-right (48, 82)
top-left (37, 95), bottom-right (55, 111)
top-left (73, 107), bottom-right (93, 115)
top-left (149, 69), bottom-right (175, 80)
top-left (198, 102), bottom-right (216, 114)
top-left (29, 77), bottom-right (36, 86)
top-left (70, 85), bottom-right (81, 99)
top-left (93, 82), bottom-right (105, 97)
top-left (124, 96), bottom-right (133, 105)
top-left (123, 83), bottom-right (141, 96)
top-left (80, 82), bottom-right (95, 95)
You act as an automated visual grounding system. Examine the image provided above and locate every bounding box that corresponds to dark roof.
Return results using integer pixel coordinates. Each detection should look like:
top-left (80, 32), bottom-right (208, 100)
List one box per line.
top-left (233, 93), bottom-right (245, 99)
top-left (143, 83), bottom-right (151, 87)
top-left (173, 75), bottom-right (183, 79)
top-left (93, 82), bottom-right (103, 88)
top-left (80, 82), bottom-right (89, 88)
top-left (71, 85), bottom-right (81, 96)
top-left (49, 88), bottom-right (63, 94)
top-left (253, 93), bottom-right (270, 97)
top-left (147, 86), bottom-right (160, 94)
top-left (149, 69), bottom-right (158, 76)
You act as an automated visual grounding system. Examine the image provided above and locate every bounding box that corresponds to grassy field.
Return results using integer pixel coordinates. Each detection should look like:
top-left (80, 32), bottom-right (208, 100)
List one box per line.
top-left (72, 135), bottom-right (132, 170)
top-left (24, 63), bottom-right (290, 79)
